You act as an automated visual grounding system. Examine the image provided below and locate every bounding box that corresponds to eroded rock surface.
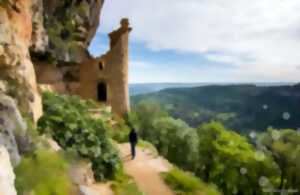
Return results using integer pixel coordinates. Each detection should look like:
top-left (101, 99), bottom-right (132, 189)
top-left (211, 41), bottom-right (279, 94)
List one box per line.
top-left (0, 145), bottom-right (17, 195)
top-left (0, 0), bottom-right (42, 121)
top-left (30, 0), bottom-right (105, 64)
top-left (70, 161), bottom-right (95, 186)
top-left (0, 93), bottom-right (28, 165)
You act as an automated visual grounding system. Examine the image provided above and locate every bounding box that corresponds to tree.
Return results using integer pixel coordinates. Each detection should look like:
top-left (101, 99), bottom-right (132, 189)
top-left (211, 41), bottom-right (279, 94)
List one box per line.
top-left (128, 100), bottom-right (168, 139)
top-left (152, 117), bottom-right (199, 171)
top-left (256, 127), bottom-right (300, 190)
top-left (129, 101), bottom-right (198, 171)
top-left (196, 122), bottom-right (279, 195)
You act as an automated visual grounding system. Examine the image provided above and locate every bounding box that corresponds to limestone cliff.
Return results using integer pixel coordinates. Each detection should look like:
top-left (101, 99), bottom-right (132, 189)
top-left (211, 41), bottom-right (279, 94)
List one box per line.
top-left (0, 0), bottom-right (106, 159)
top-left (29, 0), bottom-right (105, 96)
top-left (0, 0), bottom-right (105, 117)
top-left (31, 0), bottom-right (104, 63)
top-left (0, 0), bottom-right (42, 121)
top-left (0, 146), bottom-right (17, 195)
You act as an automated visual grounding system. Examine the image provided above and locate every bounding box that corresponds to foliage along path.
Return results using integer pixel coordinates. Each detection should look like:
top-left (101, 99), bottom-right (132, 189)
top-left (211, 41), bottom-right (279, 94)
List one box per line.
top-left (118, 143), bottom-right (174, 195)
top-left (87, 143), bottom-right (174, 195)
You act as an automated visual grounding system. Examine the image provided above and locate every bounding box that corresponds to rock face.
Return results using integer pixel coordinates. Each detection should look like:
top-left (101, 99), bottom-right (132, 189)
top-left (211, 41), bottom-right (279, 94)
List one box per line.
top-left (0, 0), bottom-right (42, 122)
top-left (0, 0), bottom-right (105, 119)
top-left (30, 0), bottom-right (105, 96)
top-left (0, 145), bottom-right (17, 195)
top-left (0, 93), bottom-right (28, 165)
top-left (31, 0), bottom-right (105, 63)
top-left (30, 0), bottom-right (49, 54)
top-left (70, 161), bottom-right (97, 195)
top-left (70, 161), bottom-right (95, 186)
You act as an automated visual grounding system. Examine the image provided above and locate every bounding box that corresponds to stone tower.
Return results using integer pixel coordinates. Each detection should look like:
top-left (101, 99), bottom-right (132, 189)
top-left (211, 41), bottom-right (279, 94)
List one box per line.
top-left (76, 18), bottom-right (132, 117)
top-left (105, 18), bottom-right (132, 117)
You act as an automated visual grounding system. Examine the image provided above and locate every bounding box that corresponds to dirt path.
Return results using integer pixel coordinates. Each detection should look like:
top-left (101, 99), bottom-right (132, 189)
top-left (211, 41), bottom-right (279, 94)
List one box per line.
top-left (84, 182), bottom-right (114, 195)
top-left (118, 143), bottom-right (174, 195)
top-left (84, 143), bottom-right (173, 195)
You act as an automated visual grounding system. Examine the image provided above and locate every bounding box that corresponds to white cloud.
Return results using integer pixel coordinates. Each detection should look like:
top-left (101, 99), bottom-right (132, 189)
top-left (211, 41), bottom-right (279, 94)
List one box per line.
top-left (98, 0), bottom-right (300, 82)
top-left (204, 55), bottom-right (244, 65)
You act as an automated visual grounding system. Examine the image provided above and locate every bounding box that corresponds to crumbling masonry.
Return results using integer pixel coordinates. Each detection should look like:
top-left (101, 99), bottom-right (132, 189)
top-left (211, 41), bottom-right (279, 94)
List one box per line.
top-left (77, 18), bottom-right (131, 117)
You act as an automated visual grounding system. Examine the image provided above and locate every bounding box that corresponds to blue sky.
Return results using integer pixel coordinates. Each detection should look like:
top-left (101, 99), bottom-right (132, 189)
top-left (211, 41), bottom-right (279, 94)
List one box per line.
top-left (89, 0), bottom-right (300, 83)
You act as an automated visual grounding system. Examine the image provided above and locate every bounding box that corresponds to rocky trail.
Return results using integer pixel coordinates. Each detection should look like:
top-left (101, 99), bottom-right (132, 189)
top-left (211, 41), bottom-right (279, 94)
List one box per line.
top-left (85, 143), bottom-right (174, 195)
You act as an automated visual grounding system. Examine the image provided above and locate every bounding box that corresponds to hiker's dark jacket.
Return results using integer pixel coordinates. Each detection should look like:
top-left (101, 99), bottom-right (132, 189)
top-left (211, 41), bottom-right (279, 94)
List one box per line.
top-left (129, 130), bottom-right (138, 143)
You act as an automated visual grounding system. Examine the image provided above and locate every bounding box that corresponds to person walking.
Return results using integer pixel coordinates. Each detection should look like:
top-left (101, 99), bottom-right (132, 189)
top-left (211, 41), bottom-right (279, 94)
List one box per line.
top-left (129, 127), bottom-right (138, 160)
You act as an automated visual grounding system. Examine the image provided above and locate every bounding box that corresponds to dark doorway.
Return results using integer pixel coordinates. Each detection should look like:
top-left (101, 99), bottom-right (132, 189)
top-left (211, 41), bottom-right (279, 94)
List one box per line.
top-left (99, 62), bottom-right (104, 70)
top-left (97, 82), bottom-right (107, 101)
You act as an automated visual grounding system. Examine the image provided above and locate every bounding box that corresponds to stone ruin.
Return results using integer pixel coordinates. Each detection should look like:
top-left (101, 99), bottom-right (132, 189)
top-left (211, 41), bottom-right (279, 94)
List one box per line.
top-left (36, 18), bottom-right (132, 117)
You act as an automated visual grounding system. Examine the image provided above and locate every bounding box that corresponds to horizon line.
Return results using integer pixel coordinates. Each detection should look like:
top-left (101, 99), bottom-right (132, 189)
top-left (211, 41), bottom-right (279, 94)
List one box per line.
top-left (129, 81), bottom-right (298, 84)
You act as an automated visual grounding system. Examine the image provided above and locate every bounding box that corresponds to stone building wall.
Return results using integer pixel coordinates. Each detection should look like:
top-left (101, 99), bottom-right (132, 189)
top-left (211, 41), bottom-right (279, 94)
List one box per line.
top-left (76, 19), bottom-right (131, 117)
top-left (77, 55), bottom-right (107, 103)
top-left (105, 21), bottom-right (131, 117)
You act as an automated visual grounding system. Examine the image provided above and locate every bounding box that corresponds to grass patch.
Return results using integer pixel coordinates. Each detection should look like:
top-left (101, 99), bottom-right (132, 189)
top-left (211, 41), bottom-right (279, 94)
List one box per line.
top-left (14, 149), bottom-right (77, 195)
top-left (162, 168), bottom-right (221, 195)
top-left (110, 128), bottom-right (130, 143)
top-left (137, 140), bottom-right (158, 157)
top-left (109, 117), bottom-right (131, 143)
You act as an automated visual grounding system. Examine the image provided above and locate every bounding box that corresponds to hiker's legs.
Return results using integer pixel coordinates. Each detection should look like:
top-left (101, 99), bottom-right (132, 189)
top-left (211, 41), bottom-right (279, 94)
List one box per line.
top-left (130, 142), bottom-right (136, 159)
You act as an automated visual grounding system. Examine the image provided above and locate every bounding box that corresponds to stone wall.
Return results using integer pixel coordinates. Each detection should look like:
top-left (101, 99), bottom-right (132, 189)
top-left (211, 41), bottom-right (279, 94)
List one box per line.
top-left (105, 19), bottom-right (131, 117)
top-left (76, 19), bottom-right (132, 117)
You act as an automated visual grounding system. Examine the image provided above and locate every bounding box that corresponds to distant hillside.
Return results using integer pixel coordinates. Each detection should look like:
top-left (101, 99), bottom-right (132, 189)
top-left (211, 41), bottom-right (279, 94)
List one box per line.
top-left (131, 84), bottom-right (300, 134)
top-left (129, 82), bottom-right (296, 96)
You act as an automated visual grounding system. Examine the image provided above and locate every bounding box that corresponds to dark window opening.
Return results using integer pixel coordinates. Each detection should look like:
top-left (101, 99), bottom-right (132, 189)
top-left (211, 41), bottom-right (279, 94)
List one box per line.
top-left (75, 0), bottom-right (83, 6)
top-left (63, 71), bottom-right (77, 82)
top-left (99, 62), bottom-right (104, 70)
top-left (60, 29), bottom-right (70, 39)
top-left (97, 82), bottom-right (107, 102)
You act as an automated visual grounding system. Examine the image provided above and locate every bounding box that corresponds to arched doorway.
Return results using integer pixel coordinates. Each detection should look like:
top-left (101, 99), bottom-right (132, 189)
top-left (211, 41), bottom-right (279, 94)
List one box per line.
top-left (97, 82), bottom-right (107, 102)
top-left (99, 62), bottom-right (104, 70)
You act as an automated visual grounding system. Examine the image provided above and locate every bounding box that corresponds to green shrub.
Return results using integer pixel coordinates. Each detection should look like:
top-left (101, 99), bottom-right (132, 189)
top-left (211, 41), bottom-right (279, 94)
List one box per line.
top-left (109, 117), bottom-right (131, 143)
top-left (14, 149), bottom-right (75, 195)
top-left (37, 92), bottom-right (122, 181)
top-left (162, 167), bottom-right (221, 195)
top-left (110, 128), bottom-right (130, 143)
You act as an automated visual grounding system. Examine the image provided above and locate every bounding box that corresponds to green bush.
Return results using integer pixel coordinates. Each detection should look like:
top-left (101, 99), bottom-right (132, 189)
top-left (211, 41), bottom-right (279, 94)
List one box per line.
top-left (109, 117), bottom-right (131, 143)
top-left (163, 167), bottom-right (221, 195)
top-left (14, 149), bottom-right (76, 195)
top-left (37, 92), bottom-right (122, 181)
